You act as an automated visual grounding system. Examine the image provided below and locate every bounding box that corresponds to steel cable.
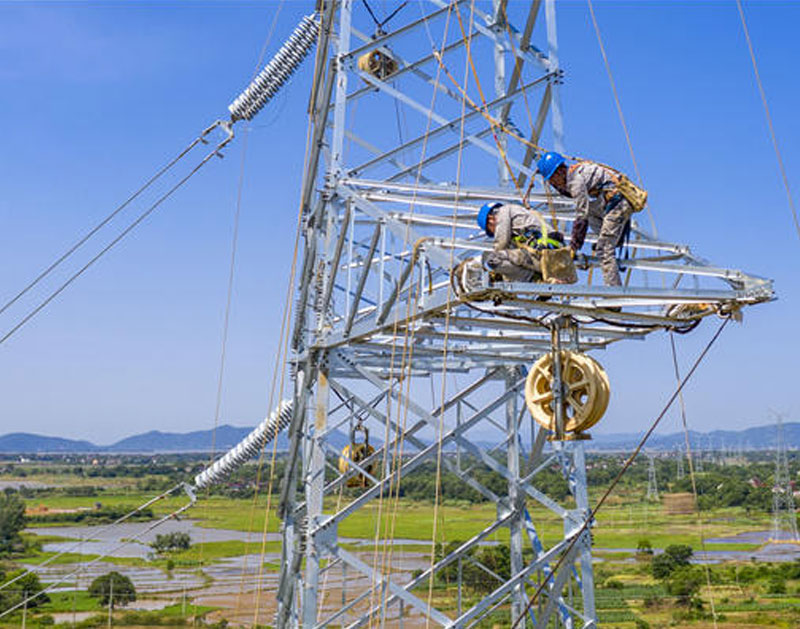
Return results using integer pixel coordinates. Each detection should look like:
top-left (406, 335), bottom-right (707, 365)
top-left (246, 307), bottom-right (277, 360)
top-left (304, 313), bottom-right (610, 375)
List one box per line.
top-left (0, 136), bottom-right (204, 319)
top-left (0, 125), bottom-right (233, 348)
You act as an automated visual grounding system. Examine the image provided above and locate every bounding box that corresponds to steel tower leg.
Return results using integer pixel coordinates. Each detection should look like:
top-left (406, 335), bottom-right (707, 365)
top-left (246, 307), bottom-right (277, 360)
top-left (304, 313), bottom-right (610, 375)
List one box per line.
top-left (506, 368), bottom-right (526, 627)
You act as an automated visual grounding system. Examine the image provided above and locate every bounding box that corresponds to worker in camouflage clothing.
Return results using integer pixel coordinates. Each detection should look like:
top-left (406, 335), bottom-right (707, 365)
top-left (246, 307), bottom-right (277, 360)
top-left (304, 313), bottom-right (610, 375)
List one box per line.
top-left (476, 202), bottom-right (564, 282)
top-left (537, 151), bottom-right (633, 287)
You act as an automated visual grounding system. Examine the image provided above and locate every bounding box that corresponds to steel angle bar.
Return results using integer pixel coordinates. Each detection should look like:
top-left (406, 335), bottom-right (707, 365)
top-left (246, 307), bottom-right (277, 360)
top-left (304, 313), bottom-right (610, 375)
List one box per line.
top-left (517, 82), bottom-right (552, 189)
top-left (353, 66), bottom-right (541, 179)
top-left (325, 546), bottom-right (452, 627)
top-left (521, 453), bottom-right (560, 486)
top-left (344, 1), bottom-right (466, 63)
top-left (336, 185), bottom-right (453, 267)
top-left (344, 223), bottom-right (382, 335)
top-left (352, 364), bottom-right (569, 517)
top-left (315, 588), bottom-right (373, 629)
top-left (319, 279), bottom-right (454, 348)
top-left (452, 537), bottom-right (576, 627)
top-left (345, 73), bottom-right (553, 178)
top-left (313, 375), bottom-right (529, 530)
top-left (387, 127), bottom-right (495, 182)
top-left (341, 179), bottom-right (572, 207)
top-left (497, 281), bottom-right (766, 303)
top-left (617, 258), bottom-right (769, 284)
top-left (428, 0), bottom-right (549, 71)
top-left (499, 0), bottom-right (543, 123)
top-left (341, 32), bottom-right (478, 110)
top-left (349, 512), bottom-right (515, 629)
top-left (343, 130), bottom-right (432, 183)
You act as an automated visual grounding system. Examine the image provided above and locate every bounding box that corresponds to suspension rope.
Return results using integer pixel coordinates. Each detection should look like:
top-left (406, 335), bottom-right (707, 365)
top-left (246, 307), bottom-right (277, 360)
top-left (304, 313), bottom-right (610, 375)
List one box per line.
top-left (511, 317), bottom-right (731, 628)
top-left (0, 124), bottom-right (234, 348)
top-left (669, 331), bottom-right (719, 628)
top-left (735, 0), bottom-right (800, 242)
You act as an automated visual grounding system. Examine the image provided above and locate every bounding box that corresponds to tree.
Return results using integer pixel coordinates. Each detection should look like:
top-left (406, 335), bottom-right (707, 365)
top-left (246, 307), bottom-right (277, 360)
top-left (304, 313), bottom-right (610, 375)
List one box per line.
top-left (0, 491), bottom-right (26, 555)
top-left (88, 572), bottom-right (136, 609)
top-left (150, 532), bottom-right (191, 554)
top-left (652, 544), bottom-right (693, 580)
top-left (0, 570), bottom-right (50, 613)
top-left (665, 566), bottom-right (703, 607)
top-left (636, 539), bottom-right (653, 559)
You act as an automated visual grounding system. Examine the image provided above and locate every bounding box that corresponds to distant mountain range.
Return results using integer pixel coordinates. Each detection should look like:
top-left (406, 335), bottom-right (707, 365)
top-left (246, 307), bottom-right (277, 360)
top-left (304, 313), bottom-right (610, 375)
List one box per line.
top-left (0, 422), bottom-right (796, 454)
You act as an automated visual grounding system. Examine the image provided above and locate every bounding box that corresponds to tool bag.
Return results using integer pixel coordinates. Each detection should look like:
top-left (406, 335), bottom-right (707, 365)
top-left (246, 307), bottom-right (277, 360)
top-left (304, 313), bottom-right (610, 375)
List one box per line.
top-left (540, 248), bottom-right (578, 285)
top-left (513, 230), bottom-right (578, 285)
top-left (613, 172), bottom-right (648, 213)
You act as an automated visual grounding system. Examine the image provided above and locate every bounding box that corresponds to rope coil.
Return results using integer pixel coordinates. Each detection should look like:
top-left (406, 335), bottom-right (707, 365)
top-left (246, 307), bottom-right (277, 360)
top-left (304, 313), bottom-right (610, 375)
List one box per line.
top-left (193, 399), bottom-right (293, 490)
top-left (228, 14), bottom-right (320, 122)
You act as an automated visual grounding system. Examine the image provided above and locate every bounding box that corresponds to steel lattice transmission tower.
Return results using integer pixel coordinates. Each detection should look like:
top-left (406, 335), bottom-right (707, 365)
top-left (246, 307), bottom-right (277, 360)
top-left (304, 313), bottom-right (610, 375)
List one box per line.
top-left (771, 413), bottom-right (799, 544)
top-left (271, 1), bottom-right (772, 627)
top-left (646, 454), bottom-right (659, 502)
top-left (676, 447), bottom-right (685, 482)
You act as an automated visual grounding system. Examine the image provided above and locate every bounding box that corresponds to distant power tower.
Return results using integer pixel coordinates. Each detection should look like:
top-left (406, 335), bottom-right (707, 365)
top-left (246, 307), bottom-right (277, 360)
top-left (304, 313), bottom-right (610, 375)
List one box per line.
top-left (770, 413), bottom-right (800, 544)
top-left (646, 454), bottom-right (659, 501)
top-left (676, 448), bottom-right (685, 481)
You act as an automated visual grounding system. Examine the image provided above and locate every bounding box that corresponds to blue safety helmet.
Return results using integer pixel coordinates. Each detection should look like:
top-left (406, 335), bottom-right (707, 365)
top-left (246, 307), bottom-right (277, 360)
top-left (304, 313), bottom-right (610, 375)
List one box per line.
top-left (536, 151), bottom-right (566, 181)
top-left (477, 202), bottom-right (502, 236)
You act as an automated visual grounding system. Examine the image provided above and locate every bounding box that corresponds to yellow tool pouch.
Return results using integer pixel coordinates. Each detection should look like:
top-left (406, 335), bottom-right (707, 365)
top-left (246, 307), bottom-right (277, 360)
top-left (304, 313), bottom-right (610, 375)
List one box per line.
top-left (541, 248), bottom-right (578, 285)
top-left (614, 173), bottom-right (648, 213)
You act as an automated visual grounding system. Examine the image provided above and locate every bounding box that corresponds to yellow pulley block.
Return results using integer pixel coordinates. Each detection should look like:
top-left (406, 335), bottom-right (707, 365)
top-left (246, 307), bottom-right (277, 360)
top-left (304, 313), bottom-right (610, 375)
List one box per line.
top-left (357, 48), bottom-right (398, 81)
top-left (524, 351), bottom-right (610, 434)
top-left (338, 424), bottom-right (376, 488)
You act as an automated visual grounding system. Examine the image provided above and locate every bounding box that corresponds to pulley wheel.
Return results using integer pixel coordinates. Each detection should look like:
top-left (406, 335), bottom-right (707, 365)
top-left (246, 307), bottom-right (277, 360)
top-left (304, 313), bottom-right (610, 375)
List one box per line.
top-left (525, 351), bottom-right (597, 433)
top-left (573, 353), bottom-right (610, 430)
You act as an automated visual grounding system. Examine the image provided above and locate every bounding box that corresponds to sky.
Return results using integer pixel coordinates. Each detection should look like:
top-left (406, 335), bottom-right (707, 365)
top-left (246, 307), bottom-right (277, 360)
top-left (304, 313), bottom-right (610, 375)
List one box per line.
top-left (0, 1), bottom-right (797, 444)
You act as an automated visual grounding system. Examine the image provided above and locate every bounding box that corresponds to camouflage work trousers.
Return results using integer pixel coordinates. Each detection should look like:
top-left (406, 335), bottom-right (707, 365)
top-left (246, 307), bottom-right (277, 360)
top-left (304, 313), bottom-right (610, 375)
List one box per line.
top-left (482, 248), bottom-right (542, 282)
top-left (589, 197), bottom-right (634, 287)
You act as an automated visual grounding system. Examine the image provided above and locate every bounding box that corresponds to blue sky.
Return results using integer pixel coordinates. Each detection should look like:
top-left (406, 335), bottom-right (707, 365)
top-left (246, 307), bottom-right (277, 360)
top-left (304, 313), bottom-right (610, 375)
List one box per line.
top-left (0, 1), bottom-right (797, 444)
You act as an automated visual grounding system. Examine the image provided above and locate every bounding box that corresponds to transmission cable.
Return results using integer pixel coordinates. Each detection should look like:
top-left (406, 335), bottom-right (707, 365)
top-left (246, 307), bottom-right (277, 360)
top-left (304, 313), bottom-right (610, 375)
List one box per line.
top-left (0, 125), bottom-right (233, 348)
top-left (0, 136), bottom-right (203, 319)
top-left (510, 317), bottom-right (731, 628)
top-left (735, 0), bottom-right (800, 243)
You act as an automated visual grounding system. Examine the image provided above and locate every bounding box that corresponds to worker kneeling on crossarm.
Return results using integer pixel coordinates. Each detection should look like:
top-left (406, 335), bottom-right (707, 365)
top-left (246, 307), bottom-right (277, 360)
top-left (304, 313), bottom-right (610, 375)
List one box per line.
top-left (477, 202), bottom-right (567, 283)
top-left (537, 151), bottom-right (646, 287)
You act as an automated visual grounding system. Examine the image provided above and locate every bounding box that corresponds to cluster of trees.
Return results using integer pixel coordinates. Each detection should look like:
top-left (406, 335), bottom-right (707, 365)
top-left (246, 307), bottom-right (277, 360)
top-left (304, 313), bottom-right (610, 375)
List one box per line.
top-left (26, 504), bottom-right (154, 525)
top-left (649, 544), bottom-right (703, 607)
top-left (0, 491), bottom-right (25, 555)
top-left (150, 532), bottom-right (192, 554)
top-left (672, 473), bottom-right (772, 512)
